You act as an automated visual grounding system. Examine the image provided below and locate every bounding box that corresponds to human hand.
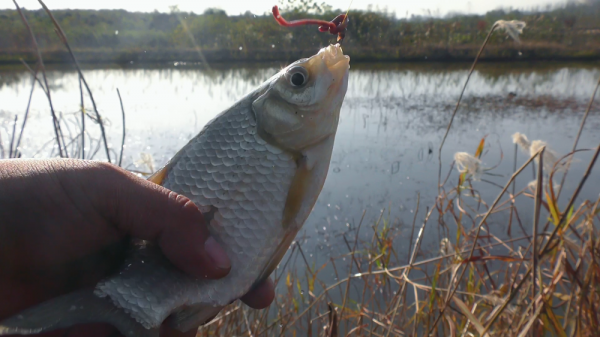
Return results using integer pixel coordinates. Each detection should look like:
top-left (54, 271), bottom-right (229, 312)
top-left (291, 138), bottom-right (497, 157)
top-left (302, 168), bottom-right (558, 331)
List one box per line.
top-left (0, 159), bottom-right (274, 337)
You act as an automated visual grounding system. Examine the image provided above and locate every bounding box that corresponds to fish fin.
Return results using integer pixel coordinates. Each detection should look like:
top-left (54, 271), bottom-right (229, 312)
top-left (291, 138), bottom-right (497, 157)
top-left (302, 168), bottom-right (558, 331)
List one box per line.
top-left (253, 229), bottom-right (298, 286)
top-left (252, 155), bottom-right (312, 285)
top-left (147, 164), bottom-right (170, 185)
top-left (167, 304), bottom-right (223, 332)
top-left (148, 139), bottom-right (190, 186)
top-left (281, 156), bottom-right (312, 229)
top-left (255, 137), bottom-right (335, 285)
top-left (0, 289), bottom-right (158, 337)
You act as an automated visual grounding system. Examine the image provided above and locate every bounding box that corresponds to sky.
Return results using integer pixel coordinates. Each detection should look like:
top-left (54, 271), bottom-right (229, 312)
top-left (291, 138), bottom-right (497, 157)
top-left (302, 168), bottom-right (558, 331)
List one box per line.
top-left (4, 0), bottom-right (571, 17)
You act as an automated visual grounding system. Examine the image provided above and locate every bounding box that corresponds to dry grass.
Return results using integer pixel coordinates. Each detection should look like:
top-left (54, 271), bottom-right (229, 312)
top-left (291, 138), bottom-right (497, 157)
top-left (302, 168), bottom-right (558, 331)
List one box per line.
top-left (4, 2), bottom-right (600, 336)
top-left (193, 16), bottom-right (600, 337)
top-left (192, 138), bottom-right (599, 336)
top-left (2, 0), bottom-right (117, 162)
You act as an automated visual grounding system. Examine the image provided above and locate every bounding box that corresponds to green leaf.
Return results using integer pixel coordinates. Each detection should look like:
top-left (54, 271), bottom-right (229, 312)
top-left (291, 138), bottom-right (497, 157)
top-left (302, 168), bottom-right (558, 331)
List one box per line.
top-left (297, 279), bottom-right (304, 301)
top-left (566, 205), bottom-right (574, 223)
top-left (546, 191), bottom-right (560, 225)
top-left (458, 171), bottom-right (466, 190)
top-left (474, 137), bottom-right (486, 158)
top-left (543, 304), bottom-right (567, 337)
top-left (428, 264), bottom-right (440, 311)
top-left (467, 266), bottom-right (475, 303)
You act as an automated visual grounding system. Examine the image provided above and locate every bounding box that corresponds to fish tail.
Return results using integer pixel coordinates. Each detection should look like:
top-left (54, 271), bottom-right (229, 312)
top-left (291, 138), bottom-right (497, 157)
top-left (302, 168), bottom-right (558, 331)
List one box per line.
top-left (0, 289), bottom-right (158, 337)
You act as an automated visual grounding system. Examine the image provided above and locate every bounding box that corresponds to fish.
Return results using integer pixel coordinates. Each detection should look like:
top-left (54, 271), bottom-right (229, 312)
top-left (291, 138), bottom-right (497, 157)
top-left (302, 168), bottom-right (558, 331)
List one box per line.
top-left (0, 44), bottom-right (350, 337)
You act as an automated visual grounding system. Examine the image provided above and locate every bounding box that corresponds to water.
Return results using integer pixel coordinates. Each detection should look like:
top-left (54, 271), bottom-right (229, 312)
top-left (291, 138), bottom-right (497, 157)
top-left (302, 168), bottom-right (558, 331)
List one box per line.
top-left (1, 61), bottom-right (599, 301)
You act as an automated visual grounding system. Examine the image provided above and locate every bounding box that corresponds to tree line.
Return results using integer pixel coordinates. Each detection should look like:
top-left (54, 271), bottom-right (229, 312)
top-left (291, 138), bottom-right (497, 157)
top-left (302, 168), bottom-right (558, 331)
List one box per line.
top-left (0, 0), bottom-right (599, 63)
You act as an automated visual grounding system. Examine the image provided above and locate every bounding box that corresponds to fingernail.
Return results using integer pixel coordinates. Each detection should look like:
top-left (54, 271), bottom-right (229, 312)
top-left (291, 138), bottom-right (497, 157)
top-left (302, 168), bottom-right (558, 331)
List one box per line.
top-left (204, 236), bottom-right (231, 270)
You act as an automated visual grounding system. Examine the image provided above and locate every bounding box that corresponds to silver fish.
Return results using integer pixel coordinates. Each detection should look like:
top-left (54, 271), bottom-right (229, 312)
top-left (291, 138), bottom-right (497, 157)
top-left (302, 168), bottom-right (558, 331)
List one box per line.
top-left (0, 44), bottom-right (350, 337)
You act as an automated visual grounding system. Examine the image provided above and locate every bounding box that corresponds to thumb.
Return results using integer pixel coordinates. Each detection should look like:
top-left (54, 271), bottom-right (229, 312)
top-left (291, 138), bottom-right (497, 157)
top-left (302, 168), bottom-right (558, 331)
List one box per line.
top-left (89, 162), bottom-right (231, 280)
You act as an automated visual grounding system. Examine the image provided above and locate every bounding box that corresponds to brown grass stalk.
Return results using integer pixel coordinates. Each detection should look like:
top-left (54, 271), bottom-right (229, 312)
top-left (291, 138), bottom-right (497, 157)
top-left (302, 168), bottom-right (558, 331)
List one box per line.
top-left (117, 88), bottom-right (126, 167)
top-left (531, 146), bottom-right (544, 317)
top-left (13, 63), bottom-right (39, 155)
top-left (339, 209), bottom-right (366, 331)
top-left (430, 147), bottom-right (545, 332)
top-left (406, 192), bottom-right (420, 264)
top-left (387, 205), bottom-right (436, 337)
top-left (556, 74), bottom-right (600, 201)
top-left (541, 142), bottom-right (600, 256)
top-left (437, 22), bottom-right (503, 190)
top-left (8, 115), bottom-right (18, 158)
top-left (13, 0), bottom-right (66, 158)
top-left (79, 77), bottom-right (85, 159)
top-left (38, 0), bottom-right (112, 163)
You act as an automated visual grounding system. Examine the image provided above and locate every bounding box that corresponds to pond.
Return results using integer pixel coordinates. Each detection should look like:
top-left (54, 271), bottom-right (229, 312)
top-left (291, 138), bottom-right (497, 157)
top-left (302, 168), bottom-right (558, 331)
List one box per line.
top-left (1, 60), bottom-right (599, 314)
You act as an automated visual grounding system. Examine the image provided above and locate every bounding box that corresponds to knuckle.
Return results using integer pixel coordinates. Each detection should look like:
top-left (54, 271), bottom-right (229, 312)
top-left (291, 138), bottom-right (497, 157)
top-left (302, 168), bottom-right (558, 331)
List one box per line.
top-left (87, 160), bottom-right (122, 177)
top-left (167, 190), bottom-right (199, 215)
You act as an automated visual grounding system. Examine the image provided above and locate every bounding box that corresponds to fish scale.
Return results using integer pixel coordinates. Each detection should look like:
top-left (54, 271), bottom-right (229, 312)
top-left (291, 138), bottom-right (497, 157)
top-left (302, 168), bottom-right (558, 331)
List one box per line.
top-left (96, 98), bottom-right (297, 328)
top-left (0, 44), bottom-right (349, 337)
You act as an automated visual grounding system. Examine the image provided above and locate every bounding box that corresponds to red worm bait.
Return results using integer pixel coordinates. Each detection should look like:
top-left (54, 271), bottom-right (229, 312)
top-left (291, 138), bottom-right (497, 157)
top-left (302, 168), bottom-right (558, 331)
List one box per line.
top-left (272, 5), bottom-right (348, 42)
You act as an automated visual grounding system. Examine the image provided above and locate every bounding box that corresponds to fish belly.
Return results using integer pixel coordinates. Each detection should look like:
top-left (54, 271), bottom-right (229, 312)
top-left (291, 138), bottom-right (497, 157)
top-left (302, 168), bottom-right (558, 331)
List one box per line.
top-left (95, 99), bottom-right (298, 328)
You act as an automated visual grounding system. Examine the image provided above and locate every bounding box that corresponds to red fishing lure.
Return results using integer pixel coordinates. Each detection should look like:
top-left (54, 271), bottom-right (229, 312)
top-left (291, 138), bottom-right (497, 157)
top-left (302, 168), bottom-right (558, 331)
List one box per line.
top-left (272, 5), bottom-right (348, 42)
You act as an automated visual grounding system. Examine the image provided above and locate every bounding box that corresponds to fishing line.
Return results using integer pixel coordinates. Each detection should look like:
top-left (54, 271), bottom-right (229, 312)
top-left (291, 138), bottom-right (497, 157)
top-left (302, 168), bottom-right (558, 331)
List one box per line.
top-left (339, 0), bottom-right (354, 46)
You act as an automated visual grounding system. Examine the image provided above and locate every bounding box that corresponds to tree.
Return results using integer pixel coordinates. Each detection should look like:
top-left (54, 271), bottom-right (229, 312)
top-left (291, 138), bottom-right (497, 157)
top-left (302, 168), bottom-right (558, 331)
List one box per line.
top-left (278, 0), bottom-right (332, 14)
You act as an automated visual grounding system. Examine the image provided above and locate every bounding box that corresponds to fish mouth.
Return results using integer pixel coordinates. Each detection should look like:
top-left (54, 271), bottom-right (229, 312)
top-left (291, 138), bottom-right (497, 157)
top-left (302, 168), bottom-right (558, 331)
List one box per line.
top-left (320, 44), bottom-right (350, 80)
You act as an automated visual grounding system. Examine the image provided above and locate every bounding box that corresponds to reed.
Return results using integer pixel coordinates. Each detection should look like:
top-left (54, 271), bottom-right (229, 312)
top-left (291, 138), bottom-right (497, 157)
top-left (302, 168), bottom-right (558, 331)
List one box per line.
top-left (3, 3), bottom-right (600, 336)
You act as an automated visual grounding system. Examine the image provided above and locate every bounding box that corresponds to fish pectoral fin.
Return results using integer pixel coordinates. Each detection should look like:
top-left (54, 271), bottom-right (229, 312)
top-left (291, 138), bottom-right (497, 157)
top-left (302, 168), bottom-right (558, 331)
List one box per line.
top-left (167, 304), bottom-right (223, 333)
top-left (147, 164), bottom-right (170, 185)
top-left (0, 289), bottom-right (158, 337)
top-left (282, 155), bottom-right (311, 229)
top-left (148, 149), bottom-right (186, 185)
top-left (252, 155), bottom-right (312, 286)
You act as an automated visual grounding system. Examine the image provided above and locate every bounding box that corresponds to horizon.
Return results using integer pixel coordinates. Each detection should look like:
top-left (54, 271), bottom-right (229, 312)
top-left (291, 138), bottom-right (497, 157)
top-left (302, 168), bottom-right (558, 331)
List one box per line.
top-left (2, 0), bottom-right (577, 17)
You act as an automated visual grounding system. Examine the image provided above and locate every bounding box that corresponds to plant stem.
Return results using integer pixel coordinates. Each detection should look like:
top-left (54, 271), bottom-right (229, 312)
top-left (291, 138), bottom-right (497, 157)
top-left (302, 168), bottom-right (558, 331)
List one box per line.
top-left (117, 88), bottom-right (126, 167)
top-left (437, 23), bottom-right (498, 191)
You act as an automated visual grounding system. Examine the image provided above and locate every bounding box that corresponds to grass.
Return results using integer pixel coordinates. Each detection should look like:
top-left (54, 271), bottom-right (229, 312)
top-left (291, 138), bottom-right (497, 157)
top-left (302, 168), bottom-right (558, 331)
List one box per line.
top-left (193, 140), bottom-right (599, 336)
top-left (194, 15), bottom-right (600, 337)
top-left (2, 1), bottom-right (600, 336)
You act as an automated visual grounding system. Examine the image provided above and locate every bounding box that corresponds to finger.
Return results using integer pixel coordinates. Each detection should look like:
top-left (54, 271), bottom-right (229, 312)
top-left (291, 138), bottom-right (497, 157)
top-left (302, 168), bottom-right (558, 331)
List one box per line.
top-left (83, 161), bottom-right (231, 279)
top-left (60, 323), bottom-right (119, 337)
top-left (241, 278), bottom-right (275, 309)
top-left (160, 325), bottom-right (198, 337)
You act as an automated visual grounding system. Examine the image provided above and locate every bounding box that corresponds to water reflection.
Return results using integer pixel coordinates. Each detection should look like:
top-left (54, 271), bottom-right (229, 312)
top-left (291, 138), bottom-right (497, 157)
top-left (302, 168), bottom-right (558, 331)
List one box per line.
top-left (0, 61), bottom-right (599, 285)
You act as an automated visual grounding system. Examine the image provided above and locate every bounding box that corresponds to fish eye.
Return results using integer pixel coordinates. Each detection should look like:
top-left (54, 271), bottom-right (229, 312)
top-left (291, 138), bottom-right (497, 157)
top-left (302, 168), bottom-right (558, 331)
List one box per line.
top-left (287, 66), bottom-right (308, 87)
top-left (291, 73), bottom-right (305, 86)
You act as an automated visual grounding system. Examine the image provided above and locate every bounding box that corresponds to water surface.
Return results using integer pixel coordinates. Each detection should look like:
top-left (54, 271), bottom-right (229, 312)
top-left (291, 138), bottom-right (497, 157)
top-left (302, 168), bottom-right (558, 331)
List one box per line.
top-left (1, 61), bottom-right (599, 301)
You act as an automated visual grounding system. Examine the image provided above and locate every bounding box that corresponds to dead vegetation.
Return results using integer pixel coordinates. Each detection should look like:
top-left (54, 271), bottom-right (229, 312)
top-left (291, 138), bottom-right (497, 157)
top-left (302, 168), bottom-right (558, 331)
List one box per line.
top-left (3, 1), bottom-right (600, 336)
